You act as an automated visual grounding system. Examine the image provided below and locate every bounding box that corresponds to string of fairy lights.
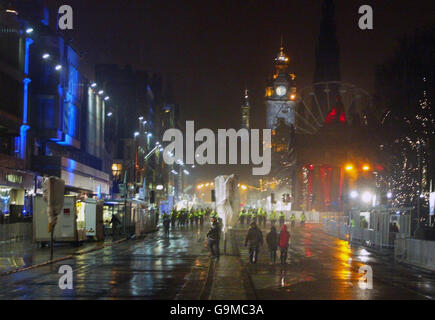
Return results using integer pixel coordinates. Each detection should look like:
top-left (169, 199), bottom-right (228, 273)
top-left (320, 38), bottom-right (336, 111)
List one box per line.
top-left (378, 76), bottom-right (433, 208)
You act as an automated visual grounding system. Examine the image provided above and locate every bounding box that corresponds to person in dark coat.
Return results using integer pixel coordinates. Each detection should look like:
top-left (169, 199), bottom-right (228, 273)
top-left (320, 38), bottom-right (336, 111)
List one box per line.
top-left (110, 214), bottom-right (121, 241)
top-left (244, 222), bottom-right (263, 264)
top-left (279, 224), bottom-right (290, 265)
top-left (266, 226), bottom-right (279, 264)
top-left (163, 213), bottom-right (170, 237)
top-left (207, 219), bottom-right (221, 259)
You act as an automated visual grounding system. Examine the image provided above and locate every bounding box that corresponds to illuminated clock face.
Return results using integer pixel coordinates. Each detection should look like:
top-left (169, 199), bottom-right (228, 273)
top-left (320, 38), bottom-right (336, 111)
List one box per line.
top-left (275, 85), bottom-right (287, 97)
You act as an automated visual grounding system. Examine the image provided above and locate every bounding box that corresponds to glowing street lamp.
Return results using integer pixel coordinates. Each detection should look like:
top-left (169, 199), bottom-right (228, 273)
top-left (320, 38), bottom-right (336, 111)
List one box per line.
top-left (361, 191), bottom-right (372, 203)
top-left (350, 190), bottom-right (358, 199)
top-left (42, 53), bottom-right (50, 59)
top-left (362, 165), bottom-right (370, 171)
top-left (345, 164), bottom-right (354, 171)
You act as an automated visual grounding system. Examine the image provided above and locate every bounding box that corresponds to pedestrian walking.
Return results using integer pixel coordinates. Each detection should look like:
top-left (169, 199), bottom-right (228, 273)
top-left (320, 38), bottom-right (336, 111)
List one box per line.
top-left (207, 218), bottom-right (221, 259)
top-left (244, 222), bottom-right (263, 264)
top-left (266, 226), bottom-right (279, 264)
top-left (110, 213), bottom-right (121, 241)
top-left (163, 213), bottom-right (170, 237)
top-left (279, 224), bottom-right (290, 265)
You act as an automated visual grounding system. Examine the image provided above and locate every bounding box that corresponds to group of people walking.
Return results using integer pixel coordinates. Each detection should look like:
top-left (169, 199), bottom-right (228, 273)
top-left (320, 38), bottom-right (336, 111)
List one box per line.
top-left (244, 222), bottom-right (291, 265)
top-left (163, 207), bottom-right (304, 266)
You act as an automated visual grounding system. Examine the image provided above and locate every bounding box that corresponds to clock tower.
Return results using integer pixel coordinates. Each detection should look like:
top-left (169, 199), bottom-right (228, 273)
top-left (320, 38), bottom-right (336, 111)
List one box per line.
top-left (265, 42), bottom-right (297, 130)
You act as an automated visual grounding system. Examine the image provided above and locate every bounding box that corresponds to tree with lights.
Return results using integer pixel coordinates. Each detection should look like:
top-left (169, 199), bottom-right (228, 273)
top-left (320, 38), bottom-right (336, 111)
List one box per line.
top-left (376, 26), bottom-right (434, 216)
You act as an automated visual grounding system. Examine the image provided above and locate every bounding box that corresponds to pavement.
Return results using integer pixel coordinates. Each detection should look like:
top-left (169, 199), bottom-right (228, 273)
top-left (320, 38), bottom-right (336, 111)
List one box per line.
top-left (0, 221), bottom-right (434, 300)
top-left (0, 235), bottom-right (127, 275)
top-left (0, 223), bottom-right (210, 299)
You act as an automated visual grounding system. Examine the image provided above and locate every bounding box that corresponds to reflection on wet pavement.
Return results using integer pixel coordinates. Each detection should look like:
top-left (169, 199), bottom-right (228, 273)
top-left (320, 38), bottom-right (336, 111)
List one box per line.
top-left (235, 224), bottom-right (435, 300)
top-left (0, 225), bottom-right (209, 299)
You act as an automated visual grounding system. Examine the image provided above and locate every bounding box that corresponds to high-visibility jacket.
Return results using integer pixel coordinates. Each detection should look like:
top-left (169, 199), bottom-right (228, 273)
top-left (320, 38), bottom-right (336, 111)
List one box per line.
top-left (270, 211), bottom-right (277, 220)
top-left (239, 211), bottom-right (245, 217)
top-left (290, 214), bottom-right (296, 221)
top-left (279, 212), bottom-right (285, 219)
top-left (300, 213), bottom-right (306, 222)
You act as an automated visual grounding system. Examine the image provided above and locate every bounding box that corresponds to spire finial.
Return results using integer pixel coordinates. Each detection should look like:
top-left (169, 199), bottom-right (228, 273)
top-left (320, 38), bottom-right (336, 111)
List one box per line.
top-left (280, 35), bottom-right (283, 50)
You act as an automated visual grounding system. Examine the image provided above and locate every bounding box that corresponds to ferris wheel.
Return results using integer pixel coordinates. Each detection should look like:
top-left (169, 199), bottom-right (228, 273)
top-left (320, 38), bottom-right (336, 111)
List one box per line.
top-left (293, 81), bottom-right (373, 135)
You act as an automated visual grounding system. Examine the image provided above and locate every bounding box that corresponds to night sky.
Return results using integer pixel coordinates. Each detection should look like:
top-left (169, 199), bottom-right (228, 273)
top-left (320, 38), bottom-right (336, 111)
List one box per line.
top-left (46, 0), bottom-right (434, 182)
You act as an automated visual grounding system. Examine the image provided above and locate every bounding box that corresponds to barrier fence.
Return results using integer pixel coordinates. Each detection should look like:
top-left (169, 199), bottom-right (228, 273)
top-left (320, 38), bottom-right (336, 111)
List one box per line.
top-left (322, 219), bottom-right (404, 249)
top-left (395, 238), bottom-right (435, 271)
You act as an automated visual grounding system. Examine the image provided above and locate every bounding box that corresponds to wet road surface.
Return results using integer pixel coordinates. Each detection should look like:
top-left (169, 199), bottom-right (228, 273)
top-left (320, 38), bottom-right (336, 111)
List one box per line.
top-left (1, 222), bottom-right (434, 299)
top-left (235, 223), bottom-right (435, 299)
top-left (0, 225), bottom-right (210, 299)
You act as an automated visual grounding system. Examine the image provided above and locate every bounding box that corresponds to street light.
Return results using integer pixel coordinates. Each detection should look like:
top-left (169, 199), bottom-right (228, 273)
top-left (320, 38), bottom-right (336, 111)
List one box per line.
top-left (90, 82), bottom-right (97, 88)
top-left (134, 131), bottom-right (139, 137)
top-left (25, 27), bottom-right (33, 34)
top-left (350, 190), bottom-right (358, 199)
top-left (386, 192), bottom-right (392, 199)
top-left (98, 90), bottom-right (104, 95)
top-left (42, 53), bottom-right (50, 59)
top-left (107, 112), bottom-right (113, 117)
top-left (55, 64), bottom-right (62, 71)
top-left (345, 164), bottom-right (354, 171)
top-left (361, 191), bottom-right (372, 203)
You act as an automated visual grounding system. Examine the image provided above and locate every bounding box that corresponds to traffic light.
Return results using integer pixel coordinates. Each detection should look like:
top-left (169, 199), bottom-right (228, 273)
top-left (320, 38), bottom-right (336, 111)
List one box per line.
top-left (282, 193), bottom-right (291, 203)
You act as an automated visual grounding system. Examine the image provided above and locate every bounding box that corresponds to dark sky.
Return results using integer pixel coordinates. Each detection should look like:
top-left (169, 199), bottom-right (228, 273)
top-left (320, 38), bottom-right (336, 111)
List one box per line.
top-left (46, 0), bottom-right (434, 182)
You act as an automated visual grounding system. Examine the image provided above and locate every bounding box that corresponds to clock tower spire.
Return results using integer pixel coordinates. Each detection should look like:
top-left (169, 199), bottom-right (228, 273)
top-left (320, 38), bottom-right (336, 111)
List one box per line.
top-left (265, 39), bottom-right (297, 130)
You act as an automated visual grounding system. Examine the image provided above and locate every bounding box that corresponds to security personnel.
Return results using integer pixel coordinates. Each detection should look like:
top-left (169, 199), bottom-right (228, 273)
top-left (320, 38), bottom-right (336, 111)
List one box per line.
top-left (171, 208), bottom-right (177, 227)
top-left (279, 211), bottom-right (285, 226)
top-left (251, 209), bottom-right (257, 225)
top-left (246, 209), bottom-right (251, 225)
top-left (300, 211), bottom-right (306, 226)
top-left (290, 212), bottom-right (296, 228)
top-left (239, 209), bottom-right (246, 225)
top-left (269, 210), bottom-right (277, 226)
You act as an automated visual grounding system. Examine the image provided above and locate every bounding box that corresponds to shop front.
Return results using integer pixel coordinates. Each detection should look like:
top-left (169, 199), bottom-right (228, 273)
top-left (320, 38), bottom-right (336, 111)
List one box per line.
top-left (0, 168), bottom-right (35, 224)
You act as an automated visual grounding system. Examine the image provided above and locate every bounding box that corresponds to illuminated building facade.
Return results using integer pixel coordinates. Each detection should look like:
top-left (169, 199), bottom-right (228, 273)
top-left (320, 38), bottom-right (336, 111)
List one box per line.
top-left (0, 6), bottom-right (35, 219)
